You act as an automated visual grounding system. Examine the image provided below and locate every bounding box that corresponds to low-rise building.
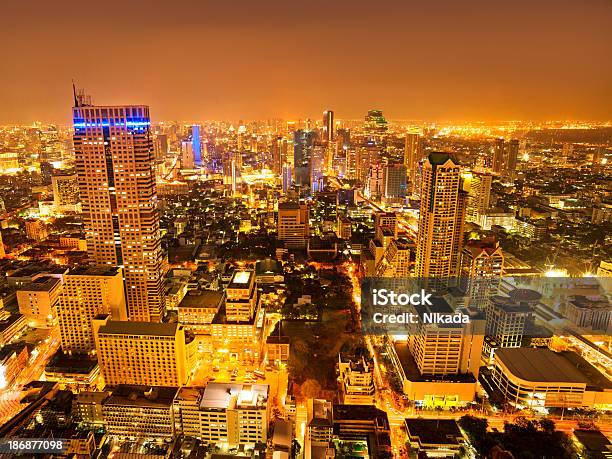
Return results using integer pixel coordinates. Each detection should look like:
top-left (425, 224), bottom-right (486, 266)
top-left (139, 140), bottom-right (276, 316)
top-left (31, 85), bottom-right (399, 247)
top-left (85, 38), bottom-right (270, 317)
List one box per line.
top-left (337, 355), bottom-right (375, 405)
top-left (491, 348), bottom-right (612, 409)
top-left (102, 385), bottom-right (178, 438)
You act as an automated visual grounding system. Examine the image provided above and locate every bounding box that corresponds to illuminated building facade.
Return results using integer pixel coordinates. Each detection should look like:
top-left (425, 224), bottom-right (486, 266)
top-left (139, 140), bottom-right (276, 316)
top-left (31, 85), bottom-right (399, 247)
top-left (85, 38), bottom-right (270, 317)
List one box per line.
top-left (415, 154), bottom-right (467, 279)
top-left (58, 267), bottom-right (127, 354)
top-left (73, 101), bottom-right (165, 322)
top-left (93, 318), bottom-right (194, 387)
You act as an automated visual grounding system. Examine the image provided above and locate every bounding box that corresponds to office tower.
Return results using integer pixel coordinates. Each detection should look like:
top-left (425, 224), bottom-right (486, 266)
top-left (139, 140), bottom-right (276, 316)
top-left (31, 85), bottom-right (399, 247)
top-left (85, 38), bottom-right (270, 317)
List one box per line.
top-left (345, 147), bottom-right (357, 180)
top-left (365, 164), bottom-right (384, 200)
top-left (486, 295), bottom-right (533, 348)
top-left (404, 132), bottom-right (420, 194)
top-left (356, 143), bottom-right (380, 183)
top-left (52, 173), bottom-right (80, 213)
top-left (225, 270), bottom-right (257, 322)
top-left (415, 154), bottom-right (467, 280)
top-left (323, 110), bottom-right (334, 143)
top-left (93, 318), bottom-right (193, 386)
top-left (73, 100), bottom-right (165, 322)
top-left (154, 133), bottom-right (169, 160)
top-left (408, 299), bottom-right (485, 376)
top-left (272, 136), bottom-right (287, 175)
top-left (277, 201), bottom-right (309, 249)
top-left (174, 384), bottom-right (270, 445)
top-left (282, 164), bottom-right (293, 194)
top-left (310, 144), bottom-right (325, 193)
top-left (294, 130), bottom-right (317, 186)
top-left (58, 267), bottom-right (127, 354)
top-left (505, 139), bottom-right (519, 178)
top-left (492, 138), bottom-right (504, 174)
top-left (25, 219), bottom-right (49, 242)
top-left (460, 238), bottom-right (504, 309)
top-left (383, 164), bottom-right (407, 203)
top-left (17, 275), bottom-right (63, 327)
top-left (364, 110), bottom-right (388, 135)
top-left (181, 140), bottom-right (195, 169)
top-left (192, 124), bottom-right (202, 166)
top-left (463, 171), bottom-right (492, 223)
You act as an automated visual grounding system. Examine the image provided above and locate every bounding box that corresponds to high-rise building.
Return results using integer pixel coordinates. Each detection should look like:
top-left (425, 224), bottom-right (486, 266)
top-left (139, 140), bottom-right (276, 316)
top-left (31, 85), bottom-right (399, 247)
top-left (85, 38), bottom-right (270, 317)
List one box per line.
top-left (407, 301), bottom-right (484, 377)
top-left (364, 110), bottom-right (388, 136)
top-left (192, 124), bottom-right (202, 166)
top-left (322, 110), bottom-right (334, 143)
top-left (93, 318), bottom-right (194, 387)
top-left (310, 144), bottom-right (326, 193)
top-left (492, 138), bottom-right (504, 174)
top-left (294, 130), bottom-right (317, 186)
top-left (282, 164), bottom-right (293, 194)
top-left (52, 173), bottom-right (80, 213)
top-left (505, 139), bottom-right (519, 178)
top-left (415, 154), bottom-right (467, 280)
top-left (0, 231), bottom-right (5, 258)
top-left (561, 143), bottom-right (573, 165)
top-left (383, 164), bottom-right (407, 204)
top-left (153, 133), bottom-right (169, 161)
top-left (73, 100), bottom-right (165, 322)
top-left (277, 201), bottom-right (309, 249)
top-left (365, 164), bottom-right (384, 201)
top-left (181, 140), bottom-right (195, 169)
top-left (17, 275), bottom-right (63, 327)
top-left (460, 238), bottom-right (504, 309)
top-left (356, 143), bottom-right (380, 183)
top-left (58, 267), bottom-right (127, 354)
top-left (404, 132), bottom-right (420, 194)
top-left (463, 171), bottom-right (492, 223)
top-left (272, 136), bottom-right (287, 175)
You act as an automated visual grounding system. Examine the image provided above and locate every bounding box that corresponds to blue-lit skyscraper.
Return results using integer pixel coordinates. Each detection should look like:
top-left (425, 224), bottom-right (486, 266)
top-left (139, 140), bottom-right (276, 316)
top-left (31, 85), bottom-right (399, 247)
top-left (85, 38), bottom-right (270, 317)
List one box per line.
top-left (192, 124), bottom-right (202, 166)
top-left (73, 97), bottom-right (164, 322)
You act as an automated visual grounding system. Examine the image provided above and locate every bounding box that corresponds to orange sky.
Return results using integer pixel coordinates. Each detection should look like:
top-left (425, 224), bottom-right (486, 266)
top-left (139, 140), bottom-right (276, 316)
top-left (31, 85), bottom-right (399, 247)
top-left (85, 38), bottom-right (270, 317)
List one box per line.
top-left (1, 0), bottom-right (611, 124)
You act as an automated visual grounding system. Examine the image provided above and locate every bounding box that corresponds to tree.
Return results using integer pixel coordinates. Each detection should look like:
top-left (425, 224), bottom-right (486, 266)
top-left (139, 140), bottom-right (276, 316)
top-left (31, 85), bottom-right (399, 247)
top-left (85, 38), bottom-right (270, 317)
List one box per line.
top-left (300, 379), bottom-right (322, 399)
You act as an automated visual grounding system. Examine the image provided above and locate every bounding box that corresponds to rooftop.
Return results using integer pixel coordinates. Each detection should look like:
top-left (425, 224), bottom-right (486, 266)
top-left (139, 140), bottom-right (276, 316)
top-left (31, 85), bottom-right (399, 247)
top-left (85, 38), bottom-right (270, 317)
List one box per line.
top-left (200, 383), bottom-right (268, 410)
top-left (105, 385), bottom-right (178, 408)
top-left (178, 290), bottom-right (224, 309)
top-left (495, 348), bottom-right (612, 389)
top-left (405, 418), bottom-right (463, 446)
top-left (98, 320), bottom-right (179, 337)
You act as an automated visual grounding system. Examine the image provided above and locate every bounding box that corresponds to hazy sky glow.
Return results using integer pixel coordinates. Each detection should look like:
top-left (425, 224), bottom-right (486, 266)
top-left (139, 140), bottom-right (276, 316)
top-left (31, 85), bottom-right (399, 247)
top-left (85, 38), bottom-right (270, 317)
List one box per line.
top-left (1, 0), bottom-right (611, 123)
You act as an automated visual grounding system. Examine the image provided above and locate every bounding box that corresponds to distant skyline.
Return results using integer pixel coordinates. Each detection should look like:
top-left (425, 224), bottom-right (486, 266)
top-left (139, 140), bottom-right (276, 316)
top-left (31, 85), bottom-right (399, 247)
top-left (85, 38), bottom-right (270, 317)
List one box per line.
top-left (1, 0), bottom-right (611, 124)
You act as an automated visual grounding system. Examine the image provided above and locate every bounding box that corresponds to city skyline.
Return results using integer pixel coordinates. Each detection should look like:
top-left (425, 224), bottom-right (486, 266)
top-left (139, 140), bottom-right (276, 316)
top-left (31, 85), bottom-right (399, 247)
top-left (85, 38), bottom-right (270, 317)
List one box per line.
top-left (1, 0), bottom-right (611, 124)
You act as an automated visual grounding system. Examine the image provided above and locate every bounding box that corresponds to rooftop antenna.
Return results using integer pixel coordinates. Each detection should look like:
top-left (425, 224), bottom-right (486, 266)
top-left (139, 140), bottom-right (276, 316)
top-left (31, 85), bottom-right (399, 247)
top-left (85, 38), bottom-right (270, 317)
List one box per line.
top-left (72, 80), bottom-right (79, 107)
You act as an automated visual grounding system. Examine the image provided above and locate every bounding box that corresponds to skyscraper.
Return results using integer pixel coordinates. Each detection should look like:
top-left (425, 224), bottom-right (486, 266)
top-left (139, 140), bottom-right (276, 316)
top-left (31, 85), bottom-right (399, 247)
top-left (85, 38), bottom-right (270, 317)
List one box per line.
top-left (322, 110), bottom-right (334, 143)
top-left (293, 130), bottom-right (317, 186)
top-left (463, 171), bottom-right (492, 223)
top-left (73, 97), bottom-right (165, 322)
top-left (492, 138), bottom-right (504, 174)
top-left (277, 201), bottom-right (309, 249)
top-left (505, 139), bottom-right (519, 178)
top-left (460, 238), bottom-right (504, 309)
top-left (181, 140), bottom-right (195, 169)
top-left (383, 164), bottom-right (407, 204)
top-left (191, 124), bottom-right (202, 166)
top-left (404, 132), bottom-right (420, 194)
top-left (415, 154), bottom-right (467, 280)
